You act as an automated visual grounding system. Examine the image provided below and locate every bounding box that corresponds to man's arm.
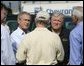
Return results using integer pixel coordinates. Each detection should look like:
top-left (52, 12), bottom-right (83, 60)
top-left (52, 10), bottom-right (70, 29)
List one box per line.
top-left (54, 34), bottom-right (64, 62)
top-left (16, 37), bottom-right (27, 63)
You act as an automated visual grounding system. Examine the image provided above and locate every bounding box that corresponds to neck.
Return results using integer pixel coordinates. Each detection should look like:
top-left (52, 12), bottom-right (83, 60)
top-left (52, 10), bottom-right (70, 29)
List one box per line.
top-left (75, 17), bottom-right (83, 25)
top-left (1, 23), bottom-right (5, 26)
top-left (19, 26), bottom-right (28, 34)
top-left (77, 20), bottom-right (82, 24)
top-left (36, 23), bottom-right (45, 28)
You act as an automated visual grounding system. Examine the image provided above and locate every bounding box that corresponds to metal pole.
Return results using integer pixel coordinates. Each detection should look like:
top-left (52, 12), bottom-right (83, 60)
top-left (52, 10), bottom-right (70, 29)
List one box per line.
top-left (9, 1), bottom-right (11, 9)
top-left (19, 1), bottom-right (21, 12)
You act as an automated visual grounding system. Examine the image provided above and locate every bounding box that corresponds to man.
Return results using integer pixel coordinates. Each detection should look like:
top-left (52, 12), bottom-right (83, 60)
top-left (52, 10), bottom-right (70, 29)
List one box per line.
top-left (48, 11), bottom-right (70, 65)
top-left (1, 3), bottom-right (16, 65)
top-left (68, 6), bottom-right (83, 65)
top-left (1, 3), bottom-right (11, 34)
top-left (11, 12), bottom-right (31, 64)
top-left (2, 14), bottom-right (10, 34)
top-left (16, 11), bottom-right (64, 65)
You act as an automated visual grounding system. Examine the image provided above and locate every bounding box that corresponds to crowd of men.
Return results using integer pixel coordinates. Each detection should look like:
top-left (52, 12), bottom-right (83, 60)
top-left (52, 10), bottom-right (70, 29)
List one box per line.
top-left (1, 3), bottom-right (83, 65)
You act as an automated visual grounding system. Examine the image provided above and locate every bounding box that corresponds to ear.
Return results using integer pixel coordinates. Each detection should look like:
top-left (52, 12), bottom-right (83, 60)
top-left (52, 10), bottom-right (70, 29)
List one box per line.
top-left (75, 16), bottom-right (78, 22)
top-left (17, 18), bottom-right (21, 24)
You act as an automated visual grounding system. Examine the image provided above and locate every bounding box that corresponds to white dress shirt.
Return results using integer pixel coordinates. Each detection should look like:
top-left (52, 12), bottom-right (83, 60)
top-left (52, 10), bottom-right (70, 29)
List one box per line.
top-left (1, 24), bottom-right (16, 65)
top-left (4, 24), bottom-right (10, 34)
top-left (11, 27), bottom-right (26, 54)
top-left (16, 27), bottom-right (64, 65)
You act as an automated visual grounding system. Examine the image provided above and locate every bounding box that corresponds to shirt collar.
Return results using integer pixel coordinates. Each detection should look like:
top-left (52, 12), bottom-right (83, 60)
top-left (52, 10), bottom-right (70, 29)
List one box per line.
top-left (17, 27), bottom-right (25, 35)
top-left (77, 21), bottom-right (83, 25)
top-left (35, 27), bottom-right (48, 31)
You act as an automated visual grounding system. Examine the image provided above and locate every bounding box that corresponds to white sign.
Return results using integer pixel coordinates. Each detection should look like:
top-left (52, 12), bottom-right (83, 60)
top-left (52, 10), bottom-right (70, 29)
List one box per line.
top-left (22, 1), bottom-right (83, 16)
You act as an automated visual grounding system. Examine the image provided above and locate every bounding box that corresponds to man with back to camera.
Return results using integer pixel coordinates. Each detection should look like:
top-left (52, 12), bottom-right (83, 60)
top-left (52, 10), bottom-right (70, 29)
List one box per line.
top-left (16, 11), bottom-right (64, 65)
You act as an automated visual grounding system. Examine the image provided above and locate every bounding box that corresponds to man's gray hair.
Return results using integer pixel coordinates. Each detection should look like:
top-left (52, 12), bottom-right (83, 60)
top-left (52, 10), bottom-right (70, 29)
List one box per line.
top-left (72, 6), bottom-right (83, 21)
top-left (51, 11), bottom-right (65, 19)
top-left (17, 11), bottom-right (31, 20)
